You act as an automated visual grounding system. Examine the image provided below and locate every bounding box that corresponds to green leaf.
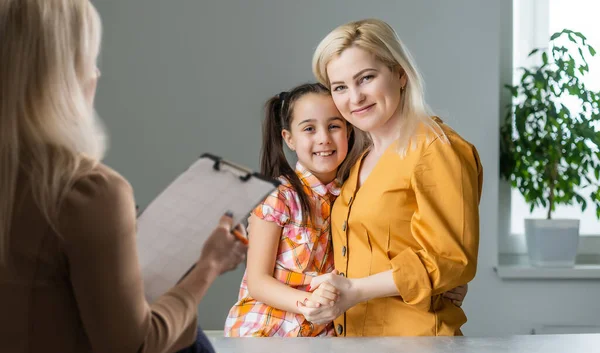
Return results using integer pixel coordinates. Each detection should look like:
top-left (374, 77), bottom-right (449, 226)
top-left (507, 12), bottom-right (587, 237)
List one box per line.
top-left (504, 84), bottom-right (518, 97)
top-left (550, 32), bottom-right (561, 41)
top-left (575, 194), bottom-right (587, 211)
top-left (582, 64), bottom-right (589, 74)
top-left (590, 46), bottom-right (597, 56)
top-left (542, 52), bottom-right (548, 65)
top-left (578, 47), bottom-right (585, 61)
top-left (574, 31), bottom-right (587, 41)
top-left (528, 48), bottom-right (540, 57)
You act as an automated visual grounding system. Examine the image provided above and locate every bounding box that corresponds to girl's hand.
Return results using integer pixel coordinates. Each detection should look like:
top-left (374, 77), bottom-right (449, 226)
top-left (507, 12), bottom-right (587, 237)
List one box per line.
top-left (443, 283), bottom-right (468, 307)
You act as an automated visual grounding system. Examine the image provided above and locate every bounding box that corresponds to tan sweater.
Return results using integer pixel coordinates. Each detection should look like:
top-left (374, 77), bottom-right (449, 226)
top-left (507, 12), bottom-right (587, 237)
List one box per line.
top-left (0, 163), bottom-right (197, 353)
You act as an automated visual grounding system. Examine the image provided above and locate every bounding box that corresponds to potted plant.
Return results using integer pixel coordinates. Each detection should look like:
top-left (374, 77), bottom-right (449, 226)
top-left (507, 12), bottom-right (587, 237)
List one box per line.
top-left (500, 29), bottom-right (600, 267)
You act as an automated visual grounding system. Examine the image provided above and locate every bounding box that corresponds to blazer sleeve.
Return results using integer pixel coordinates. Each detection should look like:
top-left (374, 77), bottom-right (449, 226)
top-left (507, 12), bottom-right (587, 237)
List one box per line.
top-left (389, 137), bottom-right (483, 310)
top-left (59, 167), bottom-right (198, 353)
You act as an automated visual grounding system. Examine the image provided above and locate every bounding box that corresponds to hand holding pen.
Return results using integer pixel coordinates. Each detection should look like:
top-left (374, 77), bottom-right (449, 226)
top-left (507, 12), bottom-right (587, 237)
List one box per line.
top-left (226, 211), bottom-right (249, 245)
top-left (198, 211), bottom-right (248, 275)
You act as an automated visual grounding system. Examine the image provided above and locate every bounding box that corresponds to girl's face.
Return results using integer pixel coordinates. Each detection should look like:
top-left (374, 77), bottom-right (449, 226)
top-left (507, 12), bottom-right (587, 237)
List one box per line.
top-left (282, 93), bottom-right (349, 184)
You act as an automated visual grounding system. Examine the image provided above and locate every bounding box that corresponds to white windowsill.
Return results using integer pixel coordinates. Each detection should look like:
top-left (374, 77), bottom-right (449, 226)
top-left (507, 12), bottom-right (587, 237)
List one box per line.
top-left (495, 254), bottom-right (600, 279)
top-left (500, 233), bottom-right (600, 256)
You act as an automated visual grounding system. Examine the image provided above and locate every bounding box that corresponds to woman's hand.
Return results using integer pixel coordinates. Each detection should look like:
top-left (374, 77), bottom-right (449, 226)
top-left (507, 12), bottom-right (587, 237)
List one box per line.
top-left (297, 270), bottom-right (358, 325)
top-left (442, 283), bottom-right (468, 307)
top-left (199, 213), bottom-right (248, 275)
top-left (178, 213), bottom-right (247, 304)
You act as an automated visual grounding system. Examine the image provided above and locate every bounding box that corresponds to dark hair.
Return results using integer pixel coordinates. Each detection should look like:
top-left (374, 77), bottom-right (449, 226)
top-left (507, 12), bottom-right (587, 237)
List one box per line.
top-left (260, 83), bottom-right (330, 225)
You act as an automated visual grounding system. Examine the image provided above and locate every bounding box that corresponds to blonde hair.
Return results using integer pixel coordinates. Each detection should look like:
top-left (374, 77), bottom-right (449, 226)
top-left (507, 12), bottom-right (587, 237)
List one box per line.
top-left (312, 19), bottom-right (446, 178)
top-left (0, 0), bottom-right (106, 263)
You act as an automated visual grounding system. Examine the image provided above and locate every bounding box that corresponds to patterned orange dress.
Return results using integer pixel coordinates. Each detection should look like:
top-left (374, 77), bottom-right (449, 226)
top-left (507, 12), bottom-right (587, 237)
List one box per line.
top-left (224, 163), bottom-right (339, 337)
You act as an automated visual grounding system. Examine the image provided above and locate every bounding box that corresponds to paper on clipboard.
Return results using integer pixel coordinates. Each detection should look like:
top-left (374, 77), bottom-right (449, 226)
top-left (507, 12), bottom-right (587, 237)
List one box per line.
top-left (136, 153), bottom-right (279, 302)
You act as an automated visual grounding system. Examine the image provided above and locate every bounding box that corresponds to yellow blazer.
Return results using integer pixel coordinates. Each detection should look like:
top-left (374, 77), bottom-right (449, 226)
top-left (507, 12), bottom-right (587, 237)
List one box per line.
top-left (331, 118), bottom-right (483, 336)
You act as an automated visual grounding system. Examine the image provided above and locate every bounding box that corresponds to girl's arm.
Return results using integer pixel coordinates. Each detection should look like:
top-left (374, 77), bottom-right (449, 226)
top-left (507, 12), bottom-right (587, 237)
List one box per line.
top-left (246, 214), bottom-right (336, 314)
top-left (443, 283), bottom-right (468, 307)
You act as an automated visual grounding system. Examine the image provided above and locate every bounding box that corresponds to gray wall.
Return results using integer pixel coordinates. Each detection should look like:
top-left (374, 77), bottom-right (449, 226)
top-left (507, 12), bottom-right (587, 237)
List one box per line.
top-left (92, 0), bottom-right (600, 336)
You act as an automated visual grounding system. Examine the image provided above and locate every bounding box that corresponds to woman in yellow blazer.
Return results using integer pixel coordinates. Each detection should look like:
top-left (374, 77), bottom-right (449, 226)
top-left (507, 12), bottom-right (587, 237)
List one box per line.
top-left (297, 19), bottom-right (483, 337)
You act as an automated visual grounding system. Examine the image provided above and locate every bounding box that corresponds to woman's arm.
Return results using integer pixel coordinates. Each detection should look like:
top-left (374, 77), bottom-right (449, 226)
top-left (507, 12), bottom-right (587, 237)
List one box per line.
top-left (298, 272), bottom-right (469, 324)
top-left (349, 274), bottom-right (470, 305)
top-left (60, 169), bottom-right (246, 353)
top-left (389, 136), bottom-right (482, 310)
top-left (246, 215), bottom-right (336, 313)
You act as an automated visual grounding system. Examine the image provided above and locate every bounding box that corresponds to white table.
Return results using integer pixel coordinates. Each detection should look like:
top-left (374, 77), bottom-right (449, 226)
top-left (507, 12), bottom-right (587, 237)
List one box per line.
top-left (210, 334), bottom-right (599, 352)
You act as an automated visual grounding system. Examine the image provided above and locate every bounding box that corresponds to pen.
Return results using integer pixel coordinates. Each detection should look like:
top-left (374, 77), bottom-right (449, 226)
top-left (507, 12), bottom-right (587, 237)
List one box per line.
top-left (232, 228), bottom-right (249, 245)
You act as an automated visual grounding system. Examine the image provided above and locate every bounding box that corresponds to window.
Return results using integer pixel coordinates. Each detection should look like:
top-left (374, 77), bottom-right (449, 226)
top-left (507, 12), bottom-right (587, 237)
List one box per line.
top-left (511, 0), bottom-right (600, 236)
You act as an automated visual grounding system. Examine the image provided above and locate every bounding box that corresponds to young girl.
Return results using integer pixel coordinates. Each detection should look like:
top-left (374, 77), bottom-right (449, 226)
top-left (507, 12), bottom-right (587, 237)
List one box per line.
top-left (224, 83), bottom-right (345, 337)
top-left (224, 83), bottom-right (467, 337)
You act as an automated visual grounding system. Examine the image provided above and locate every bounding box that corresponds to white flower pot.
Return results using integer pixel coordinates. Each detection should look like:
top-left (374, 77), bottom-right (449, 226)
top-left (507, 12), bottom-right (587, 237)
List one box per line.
top-left (524, 219), bottom-right (580, 267)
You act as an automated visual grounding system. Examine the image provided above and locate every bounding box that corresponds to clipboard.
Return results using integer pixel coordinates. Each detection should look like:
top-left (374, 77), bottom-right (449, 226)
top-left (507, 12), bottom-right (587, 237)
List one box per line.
top-left (136, 153), bottom-right (280, 302)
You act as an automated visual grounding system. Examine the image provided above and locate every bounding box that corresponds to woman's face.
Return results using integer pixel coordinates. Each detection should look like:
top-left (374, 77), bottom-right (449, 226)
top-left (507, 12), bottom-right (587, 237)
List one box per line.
top-left (327, 46), bottom-right (406, 136)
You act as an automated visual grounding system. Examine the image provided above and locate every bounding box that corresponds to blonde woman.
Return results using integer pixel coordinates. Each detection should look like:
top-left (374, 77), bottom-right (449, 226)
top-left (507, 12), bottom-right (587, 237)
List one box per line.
top-left (297, 19), bottom-right (483, 336)
top-left (0, 1), bottom-right (246, 352)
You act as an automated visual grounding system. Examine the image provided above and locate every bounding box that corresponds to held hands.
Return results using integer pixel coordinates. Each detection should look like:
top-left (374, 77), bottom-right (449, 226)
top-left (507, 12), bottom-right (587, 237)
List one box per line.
top-left (199, 212), bottom-right (248, 276)
top-left (296, 270), bottom-right (357, 325)
top-left (304, 281), bottom-right (339, 307)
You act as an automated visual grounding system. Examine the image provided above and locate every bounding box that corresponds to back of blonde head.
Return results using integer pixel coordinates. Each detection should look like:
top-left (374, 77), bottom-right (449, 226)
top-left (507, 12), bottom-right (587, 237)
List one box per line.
top-left (312, 19), bottom-right (446, 178)
top-left (0, 0), bottom-right (106, 262)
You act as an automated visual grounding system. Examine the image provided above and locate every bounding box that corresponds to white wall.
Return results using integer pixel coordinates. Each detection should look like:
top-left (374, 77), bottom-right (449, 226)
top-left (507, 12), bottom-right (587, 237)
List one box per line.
top-left (92, 0), bottom-right (600, 336)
